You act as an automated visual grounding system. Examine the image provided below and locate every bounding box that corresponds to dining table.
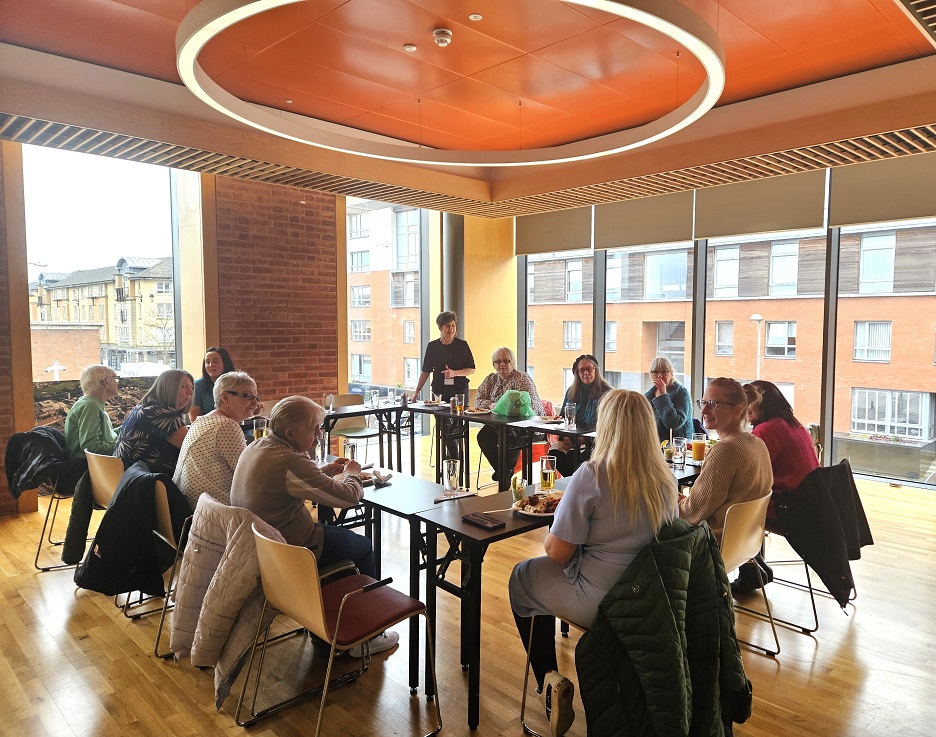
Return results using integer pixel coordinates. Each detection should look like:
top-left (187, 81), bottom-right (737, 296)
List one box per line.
top-left (321, 400), bottom-right (407, 470)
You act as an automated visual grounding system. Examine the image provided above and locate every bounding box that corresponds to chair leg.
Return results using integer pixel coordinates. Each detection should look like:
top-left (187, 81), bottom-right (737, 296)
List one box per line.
top-left (734, 560), bottom-right (781, 657)
top-left (520, 619), bottom-right (549, 737)
top-left (34, 493), bottom-right (76, 572)
top-left (475, 450), bottom-right (497, 491)
top-left (154, 517), bottom-right (192, 657)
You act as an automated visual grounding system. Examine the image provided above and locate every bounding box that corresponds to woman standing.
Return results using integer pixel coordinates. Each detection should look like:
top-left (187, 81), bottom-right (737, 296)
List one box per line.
top-left (475, 347), bottom-right (545, 480)
top-left (678, 377), bottom-right (772, 538)
top-left (509, 390), bottom-right (679, 736)
top-left (550, 354), bottom-right (612, 477)
top-left (190, 347), bottom-right (236, 421)
top-left (643, 356), bottom-right (693, 443)
top-left (114, 369), bottom-right (194, 474)
top-left (174, 371), bottom-right (260, 508)
top-left (64, 364), bottom-right (120, 460)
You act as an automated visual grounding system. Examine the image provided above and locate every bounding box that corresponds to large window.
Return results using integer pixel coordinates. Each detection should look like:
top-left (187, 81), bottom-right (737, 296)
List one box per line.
top-left (350, 285), bottom-right (371, 307)
top-left (769, 241), bottom-right (799, 296)
top-left (394, 209), bottom-right (420, 270)
top-left (715, 321), bottom-right (733, 355)
top-left (645, 250), bottom-right (687, 299)
top-left (851, 389), bottom-right (934, 440)
top-left (765, 321), bottom-right (796, 357)
top-left (713, 246), bottom-right (739, 298)
top-left (854, 321), bottom-right (891, 362)
top-left (563, 321), bottom-right (581, 350)
top-left (350, 320), bottom-right (371, 342)
top-left (859, 233), bottom-right (895, 293)
top-left (351, 354), bottom-right (372, 383)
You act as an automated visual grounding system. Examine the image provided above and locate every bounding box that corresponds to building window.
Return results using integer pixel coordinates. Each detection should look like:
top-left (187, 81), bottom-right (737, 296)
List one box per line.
top-left (566, 259), bottom-right (583, 302)
top-left (391, 271), bottom-right (419, 307)
top-left (605, 321), bottom-right (617, 352)
top-left (715, 321), bottom-right (734, 355)
top-left (350, 285), bottom-right (371, 307)
top-left (713, 246), bottom-right (739, 298)
top-left (563, 368), bottom-right (574, 394)
top-left (606, 253), bottom-right (624, 301)
top-left (854, 321), bottom-right (892, 362)
top-left (769, 241), bottom-right (799, 296)
top-left (350, 320), bottom-right (371, 342)
top-left (527, 262), bottom-right (535, 303)
top-left (404, 357), bottom-right (419, 386)
top-left (859, 233), bottom-right (895, 293)
top-left (99, 305), bottom-right (105, 320)
top-left (350, 250), bottom-right (370, 273)
top-left (645, 251), bottom-right (687, 299)
top-left (656, 322), bottom-right (686, 383)
top-left (851, 388), bottom-right (934, 440)
top-left (116, 326), bottom-right (130, 343)
top-left (765, 321), bottom-right (796, 358)
top-left (155, 303), bottom-right (173, 317)
top-left (527, 321), bottom-right (534, 349)
top-left (528, 365), bottom-right (534, 380)
top-left (155, 281), bottom-right (172, 293)
top-left (403, 320), bottom-right (415, 344)
top-left (348, 212), bottom-right (368, 239)
top-left (563, 321), bottom-right (581, 350)
top-left (394, 209), bottom-right (420, 270)
top-left (351, 354), bottom-right (372, 383)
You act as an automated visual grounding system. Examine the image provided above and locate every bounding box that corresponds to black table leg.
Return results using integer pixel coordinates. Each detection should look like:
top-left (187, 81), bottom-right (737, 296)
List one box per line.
top-left (425, 523), bottom-right (438, 700)
top-left (465, 538), bottom-right (484, 730)
top-left (408, 517), bottom-right (421, 693)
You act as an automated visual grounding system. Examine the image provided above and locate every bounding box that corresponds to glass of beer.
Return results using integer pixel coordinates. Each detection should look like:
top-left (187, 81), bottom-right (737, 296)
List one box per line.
top-left (443, 459), bottom-right (460, 498)
top-left (252, 417), bottom-right (268, 441)
top-left (455, 393), bottom-right (465, 414)
top-left (692, 432), bottom-right (707, 461)
top-left (541, 456), bottom-right (557, 491)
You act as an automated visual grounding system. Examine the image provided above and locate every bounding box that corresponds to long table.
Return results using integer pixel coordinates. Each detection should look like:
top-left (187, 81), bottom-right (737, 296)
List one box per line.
top-left (321, 401), bottom-right (407, 470)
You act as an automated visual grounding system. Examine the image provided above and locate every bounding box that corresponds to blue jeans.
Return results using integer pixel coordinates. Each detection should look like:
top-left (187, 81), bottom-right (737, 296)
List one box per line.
top-left (317, 524), bottom-right (376, 579)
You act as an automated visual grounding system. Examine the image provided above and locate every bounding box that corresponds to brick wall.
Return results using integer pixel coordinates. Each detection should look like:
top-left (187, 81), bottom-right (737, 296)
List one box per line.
top-left (0, 145), bottom-right (15, 514)
top-left (214, 178), bottom-right (340, 403)
top-left (29, 324), bottom-right (102, 382)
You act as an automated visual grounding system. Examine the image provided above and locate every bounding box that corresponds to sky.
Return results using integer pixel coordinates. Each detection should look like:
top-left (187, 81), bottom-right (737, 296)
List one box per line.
top-left (22, 145), bottom-right (173, 282)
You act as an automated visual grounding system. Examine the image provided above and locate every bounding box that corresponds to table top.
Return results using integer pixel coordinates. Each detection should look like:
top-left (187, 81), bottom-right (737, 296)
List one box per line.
top-left (361, 470), bottom-right (450, 517)
top-left (414, 490), bottom-right (553, 543)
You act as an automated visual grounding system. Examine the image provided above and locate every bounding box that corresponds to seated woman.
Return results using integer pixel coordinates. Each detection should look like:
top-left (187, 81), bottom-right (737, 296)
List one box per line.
top-left (732, 380), bottom-right (820, 593)
top-left (189, 346), bottom-right (236, 421)
top-left (550, 354), bottom-right (612, 477)
top-left (64, 364), bottom-right (120, 460)
top-left (509, 390), bottom-right (679, 736)
top-left (230, 395), bottom-right (398, 657)
top-left (114, 369), bottom-right (194, 475)
top-left (678, 377), bottom-right (773, 540)
top-left (173, 371), bottom-right (260, 509)
top-left (643, 356), bottom-right (693, 443)
top-left (475, 347), bottom-right (545, 481)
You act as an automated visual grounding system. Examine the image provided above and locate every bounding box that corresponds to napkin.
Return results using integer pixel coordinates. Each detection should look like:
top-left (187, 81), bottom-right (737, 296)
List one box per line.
top-left (373, 470), bottom-right (392, 487)
top-left (433, 489), bottom-right (478, 503)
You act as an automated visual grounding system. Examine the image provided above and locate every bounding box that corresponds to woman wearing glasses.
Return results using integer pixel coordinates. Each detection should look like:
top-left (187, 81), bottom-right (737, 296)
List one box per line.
top-left (173, 371), bottom-right (260, 508)
top-left (678, 377), bottom-right (772, 539)
top-left (475, 347), bottom-right (545, 480)
top-left (643, 356), bottom-right (694, 443)
top-left (550, 354), bottom-right (612, 477)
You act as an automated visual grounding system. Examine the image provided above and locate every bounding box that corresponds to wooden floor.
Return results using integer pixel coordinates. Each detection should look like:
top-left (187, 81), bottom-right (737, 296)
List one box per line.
top-left (2, 437), bottom-right (934, 737)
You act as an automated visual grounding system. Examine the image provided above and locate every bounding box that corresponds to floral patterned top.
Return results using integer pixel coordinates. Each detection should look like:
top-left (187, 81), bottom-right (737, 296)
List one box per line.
top-left (474, 370), bottom-right (545, 415)
top-left (115, 401), bottom-right (186, 475)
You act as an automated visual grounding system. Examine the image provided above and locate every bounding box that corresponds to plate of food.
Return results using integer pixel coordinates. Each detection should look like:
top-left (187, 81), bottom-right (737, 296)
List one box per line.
top-left (513, 491), bottom-right (564, 517)
top-left (536, 415), bottom-right (563, 424)
top-left (464, 407), bottom-right (491, 415)
top-left (420, 400), bottom-right (441, 406)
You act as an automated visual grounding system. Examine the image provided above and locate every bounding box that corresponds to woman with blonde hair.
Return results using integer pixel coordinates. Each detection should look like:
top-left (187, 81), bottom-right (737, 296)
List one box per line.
top-left (508, 390), bottom-right (679, 736)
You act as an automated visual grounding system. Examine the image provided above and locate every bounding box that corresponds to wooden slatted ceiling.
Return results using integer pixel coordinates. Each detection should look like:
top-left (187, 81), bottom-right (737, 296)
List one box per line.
top-left (2, 112), bottom-right (936, 218)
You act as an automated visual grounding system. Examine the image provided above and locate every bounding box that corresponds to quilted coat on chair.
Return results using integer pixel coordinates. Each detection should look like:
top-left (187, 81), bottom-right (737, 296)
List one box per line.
top-left (575, 519), bottom-right (749, 737)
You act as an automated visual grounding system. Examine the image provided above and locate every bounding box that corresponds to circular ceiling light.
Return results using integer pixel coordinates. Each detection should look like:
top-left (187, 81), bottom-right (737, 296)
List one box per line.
top-left (177, 0), bottom-right (725, 168)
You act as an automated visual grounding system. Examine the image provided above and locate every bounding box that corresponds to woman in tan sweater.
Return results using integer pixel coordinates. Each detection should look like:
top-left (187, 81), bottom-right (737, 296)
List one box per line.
top-left (678, 377), bottom-right (772, 539)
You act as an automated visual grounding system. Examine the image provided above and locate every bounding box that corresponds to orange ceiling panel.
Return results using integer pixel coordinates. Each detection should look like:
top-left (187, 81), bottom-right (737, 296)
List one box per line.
top-left (417, 77), bottom-right (569, 130)
top-left (374, 95), bottom-right (517, 143)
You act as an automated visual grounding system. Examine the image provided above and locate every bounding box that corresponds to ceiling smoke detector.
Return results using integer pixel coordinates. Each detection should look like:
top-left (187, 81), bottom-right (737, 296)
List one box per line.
top-left (433, 28), bottom-right (453, 47)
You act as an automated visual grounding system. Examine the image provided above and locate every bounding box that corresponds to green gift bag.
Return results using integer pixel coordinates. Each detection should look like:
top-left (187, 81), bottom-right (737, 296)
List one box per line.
top-left (492, 390), bottom-right (535, 418)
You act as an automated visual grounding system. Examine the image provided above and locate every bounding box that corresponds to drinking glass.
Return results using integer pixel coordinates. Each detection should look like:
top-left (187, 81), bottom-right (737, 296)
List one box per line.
top-left (344, 441), bottom-right (356, 462)
top-left (692, 432), bottom-right (706, 462)
top-left (563, 403), bottom-right (577, 428)
top-left (540, 456), bottom-right (557, 491)
top-left (672, 437), bottom-right (687, 469)
top-left (324, 394), bottom-right (334, 413)
top-left (252, 417), bottom-right (268, 441)
top-left (443, 458), bottom-right (461, 498)
top-left (454, 393), bottom-right (465, 414)
top-left (317, 435), bottom-right (328, 465)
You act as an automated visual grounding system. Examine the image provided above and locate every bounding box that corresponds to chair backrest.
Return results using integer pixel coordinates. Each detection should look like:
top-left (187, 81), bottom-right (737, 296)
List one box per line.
top-left (252, 524), bottom-right (329, 640)
top-left (542, 399), bottom-right (555, 417)
top-left (330, 393), bottom-right (367, 432)
top-left (719, 494), bottom-right (771, 571)
top-left (84, 450), bottom-right (124, 508)
top-left (152, 480), bottom-right (178, 550)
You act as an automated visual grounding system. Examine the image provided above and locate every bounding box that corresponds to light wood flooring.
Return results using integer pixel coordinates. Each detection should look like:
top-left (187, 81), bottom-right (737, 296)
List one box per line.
top-left (1, 437), bottom-right (934, 737)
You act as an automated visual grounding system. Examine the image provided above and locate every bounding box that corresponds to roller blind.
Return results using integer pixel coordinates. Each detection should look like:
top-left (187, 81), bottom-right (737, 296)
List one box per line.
top-left (594, 191), bottom-right (693, 249)
top-left (695, 170), bottom-right (826, 239)
top-left (515, 206), bottom-right (592, 255)
top-left (829, 153), bottom-right (936, 227)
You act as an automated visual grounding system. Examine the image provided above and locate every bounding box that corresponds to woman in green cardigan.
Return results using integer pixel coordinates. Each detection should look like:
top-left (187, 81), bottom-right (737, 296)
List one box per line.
top-left (64, 364), bottom-right (120, 459)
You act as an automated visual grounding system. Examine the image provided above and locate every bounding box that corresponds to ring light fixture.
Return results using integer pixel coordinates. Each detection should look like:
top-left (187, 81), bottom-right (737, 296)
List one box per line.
top-left (177, 0), bottom-right (726, 168)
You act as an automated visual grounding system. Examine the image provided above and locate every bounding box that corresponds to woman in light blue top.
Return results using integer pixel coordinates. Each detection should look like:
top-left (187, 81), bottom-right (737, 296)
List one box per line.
top-left (64, 364), bottom-right (120, 460)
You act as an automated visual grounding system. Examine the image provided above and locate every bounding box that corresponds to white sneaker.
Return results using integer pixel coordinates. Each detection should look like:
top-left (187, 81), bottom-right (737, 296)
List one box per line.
top-left (349, 630), bottom-right (400, 659)
top-left (540, 671), bottom-right (575, 736)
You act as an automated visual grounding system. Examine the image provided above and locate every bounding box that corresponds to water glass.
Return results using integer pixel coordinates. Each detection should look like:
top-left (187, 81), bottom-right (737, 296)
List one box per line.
top-left (672, 437), bottom-right (687, 469)
top-left (692, 432), bottom-right (706, 462)
top-left (541, 455), bottom-right (557, 491)
top-left (324, 394), bottom-right (334, 413)
top-left (443, 458), bottom-right (460, 498)
top-left (252, 417), bottom-right (268, 441)
top-left (563, 403), bottom-right (577, 428)
top-left (317, 435), bottom-right (328, 465)
top-left (344, 441), bottom-right (356, 462)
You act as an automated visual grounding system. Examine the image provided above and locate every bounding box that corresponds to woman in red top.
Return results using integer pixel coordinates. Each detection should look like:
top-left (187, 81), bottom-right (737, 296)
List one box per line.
top-left (734, 380), bottom-right (819, 594)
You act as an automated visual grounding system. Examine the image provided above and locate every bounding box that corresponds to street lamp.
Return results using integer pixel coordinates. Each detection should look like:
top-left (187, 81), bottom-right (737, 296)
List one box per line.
top-left (749, 313), bottom-right (763, 380)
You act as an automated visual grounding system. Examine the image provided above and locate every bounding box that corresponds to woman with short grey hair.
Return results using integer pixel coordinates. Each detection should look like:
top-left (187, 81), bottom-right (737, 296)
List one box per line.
top-left (64, 364), bottom-right (120, 460)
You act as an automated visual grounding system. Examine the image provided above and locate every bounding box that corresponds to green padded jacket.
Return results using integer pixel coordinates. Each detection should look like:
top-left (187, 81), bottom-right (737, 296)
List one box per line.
top-left (575, 519), bottom-right (749, 737)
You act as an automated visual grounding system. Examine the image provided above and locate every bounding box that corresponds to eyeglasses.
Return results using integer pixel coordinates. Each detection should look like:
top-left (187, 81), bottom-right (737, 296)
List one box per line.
top-left (650, 370), bottom-right (671, 377)
top-left (226, 390), bottom-right (261, 402)
top-left (493, 359), bottom-right (512, 365)
top-left (696, 399), bottom-right (738, 410)
top-left (577, 366), bottom-right (596, 374)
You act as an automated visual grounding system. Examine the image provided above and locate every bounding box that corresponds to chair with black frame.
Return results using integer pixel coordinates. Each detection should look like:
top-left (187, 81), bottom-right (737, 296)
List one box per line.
top-left (328, 393), bottom-right (380, 462)
top-left (236, 525), bottom-right (442, 736)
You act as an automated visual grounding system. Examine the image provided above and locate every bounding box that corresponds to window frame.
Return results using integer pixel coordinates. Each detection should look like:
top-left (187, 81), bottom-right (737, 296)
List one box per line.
top-left (605, 320), bottom-right (617, 353)
top-left (769, 240), bottom-right (799, 296)
top-left (853, 321), bottom-right (892, 362)
top-left (765, 320), bottom-right (797, 358)
top-left (713, 246), bottom-right (740, 298)
top-left (403, 320), bottom-right (415, 344)
top-left (350, 250), bottom-right (370, 273)
top-left (350, 285), bottom-right (371, 307)
top-left (350, 319), bottom-right (372, 342)
top-left (858, 232), bottom-right (895, 294)
top-left (563, 320), bottom-right (582, 350)
top-left (715, 320), bottom-right (734, 356)
top-left (350, 353), bottom-right (372, 383)
top-left (566, 259), bottom-right (583, 302)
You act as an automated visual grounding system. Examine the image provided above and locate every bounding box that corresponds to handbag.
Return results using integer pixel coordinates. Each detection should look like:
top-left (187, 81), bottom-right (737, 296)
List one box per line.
top-left (492, 390), bottom-right (535, 418)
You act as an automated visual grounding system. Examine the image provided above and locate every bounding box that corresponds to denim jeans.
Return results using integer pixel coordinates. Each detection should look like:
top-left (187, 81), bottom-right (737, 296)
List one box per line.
top-left (317, 524), bottom-right (376, 579)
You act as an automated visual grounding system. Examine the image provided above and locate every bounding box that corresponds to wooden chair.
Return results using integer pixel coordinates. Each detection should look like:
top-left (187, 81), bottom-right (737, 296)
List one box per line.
top-left (151, 480), bottom-right (192, 654)
top-left (235, 526), bottom-right (442, 736)
top-left (720, 494), bottom-right (781, 657)
top-left (84, 450), bottom-right (124, 508)
top-left (329, 393), bottom-right (379, 462)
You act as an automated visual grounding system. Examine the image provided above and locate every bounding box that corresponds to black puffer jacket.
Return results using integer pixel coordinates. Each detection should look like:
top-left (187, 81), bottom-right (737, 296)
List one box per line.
top-left (575, 519), bottom-right (749, 737)
top-left (4, 426), bottom-right (86, 499)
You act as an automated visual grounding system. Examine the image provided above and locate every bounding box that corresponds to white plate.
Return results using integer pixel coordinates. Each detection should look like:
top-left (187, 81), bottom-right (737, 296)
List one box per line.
top-left (464, 408), bottom-right (491, 415)
top-left (535, 416), bottom-right (563, 424)
top-left (512, 490), bottom-right (564, 517)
